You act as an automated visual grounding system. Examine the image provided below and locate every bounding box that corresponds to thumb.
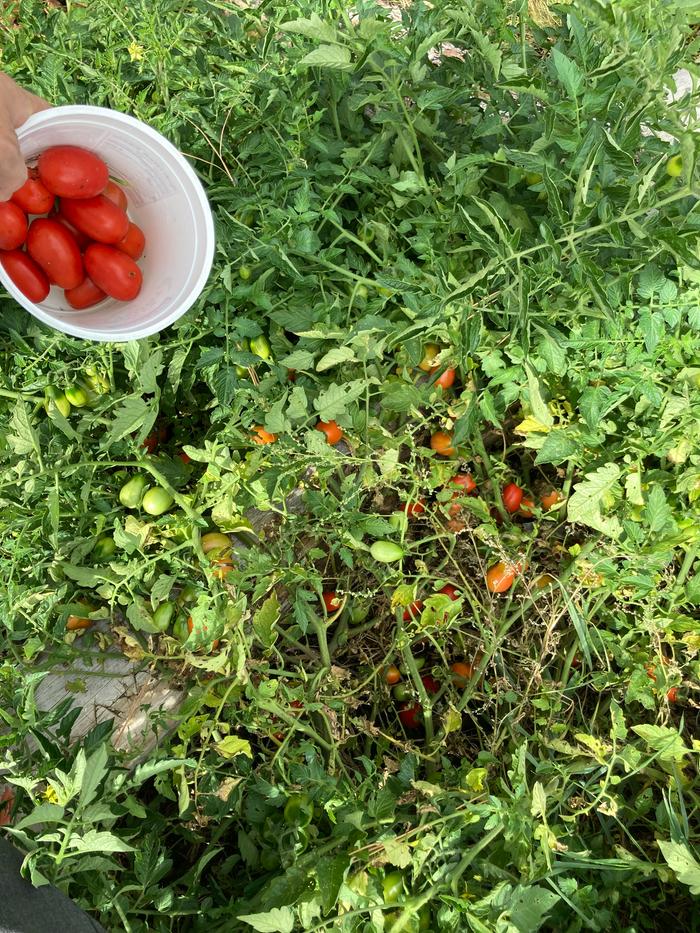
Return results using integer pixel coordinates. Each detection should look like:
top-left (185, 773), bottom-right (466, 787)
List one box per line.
top-left (0, 129), bottom-right (28, 201)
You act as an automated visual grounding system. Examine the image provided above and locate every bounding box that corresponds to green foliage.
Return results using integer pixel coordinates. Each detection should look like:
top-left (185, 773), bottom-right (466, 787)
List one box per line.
top-left (1, 0), bottom-right (700, 930)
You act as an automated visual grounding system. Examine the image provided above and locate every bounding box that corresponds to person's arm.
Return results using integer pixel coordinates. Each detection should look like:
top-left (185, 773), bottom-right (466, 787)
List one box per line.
top-left (0, 74), bottom-right (51, 200)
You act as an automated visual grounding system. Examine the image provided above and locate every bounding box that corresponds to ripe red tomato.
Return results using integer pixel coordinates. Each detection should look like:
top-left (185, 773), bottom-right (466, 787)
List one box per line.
top-left (502, 482), bottom-right (523, 513)
top-left (38, 146), bottom-right (109, 199)
top-left (84, 244), bottom-right (142, 301)
top-left (541, 490), bottom-right (561, 510)
top-left (667, 687), bottom-right (678, 703)
top-left (403, 600), bottom-right (423, 621)
top-left (518, 497), bottom-right (535, 519)
top-left (64, 276), bottom-right (106, 310)
top-left (0, 200), bottom-right (28, 250)
top-left (0, 250), bottom-right (50, 302)
top-left (11, 172), bottom-right (55, 214)
top-left (385, 664), bottom-right (401, 685)
top-left (398, 701), bottom-right (421, 729)
top-left (401, 498), bottom-right (425, 517)
top-left (486, 561), bottom-right (519, 593)
top-left (421, 674), bottom-right (440, 694)
top-left (430, 430), bottom-right (455, 456)
top-left (252, 425), bottom-right (277, 445)
top-left (60, 195), bottom-right (129, 244)
top-left (439, 584), bottom-right (460, 601)
top-left (103, 180), bottom-right (128, 211)
top-left (434, 367), bottom-right (456, 390)
top-left (316, 419), bottom-right (343, 445)
top-left (27, 218), bottom-right (84, 289)
top-left (116, 222), bottom-right (145, 260)
top-left (178, 451), bottom-right (191, 465)
top-left (322, 591), bottom-right (341, 613)
top-left (450, 473), bottom-right (476, 495)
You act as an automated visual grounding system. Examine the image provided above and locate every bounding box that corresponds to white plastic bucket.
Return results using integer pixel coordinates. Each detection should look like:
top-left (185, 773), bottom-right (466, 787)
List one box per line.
top-left (1, 105), bottom-right (216, 342)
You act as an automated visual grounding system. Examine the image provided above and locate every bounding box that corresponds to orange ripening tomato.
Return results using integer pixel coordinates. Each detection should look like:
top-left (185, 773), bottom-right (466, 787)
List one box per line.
top-left (430, 431), bottom-right (455, 457)
top-left (384, 664), bottom-right (401, 685)
top-left (541, 489), bottom-right (562, 510)
top-left (321, 591), bottom-right (341, 613)
top-left (211, 559), bottom-right (234, 581)
top-left (252, 425), bottom-right (277, 445)
top-left (518, 497), bottom-right (535, 519)
top-left (401, 498), bottom-right (425, 517)
top-left (316, 419), bottom-right (343, 445)
top-left (486, 561), bottom-right (519, 593)
top-left (450, 661), bottom-right (474, 687)
top-left (66, 615), bottom-right (94, 631)
top-left (434, 367), bottom-right (456, 390)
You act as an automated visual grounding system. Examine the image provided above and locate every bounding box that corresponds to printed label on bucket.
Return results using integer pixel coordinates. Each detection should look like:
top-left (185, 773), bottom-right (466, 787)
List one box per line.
top-left (100, 134), bottom-right (179, 206)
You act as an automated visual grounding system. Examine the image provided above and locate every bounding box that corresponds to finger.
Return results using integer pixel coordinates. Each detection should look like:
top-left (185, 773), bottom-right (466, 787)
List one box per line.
top-left (0, 132), bottom-right (28, 200)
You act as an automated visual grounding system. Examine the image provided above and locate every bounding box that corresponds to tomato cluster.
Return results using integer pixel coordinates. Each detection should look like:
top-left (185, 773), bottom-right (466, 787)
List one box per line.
top-left (0, 146), bottom-right (145, 308)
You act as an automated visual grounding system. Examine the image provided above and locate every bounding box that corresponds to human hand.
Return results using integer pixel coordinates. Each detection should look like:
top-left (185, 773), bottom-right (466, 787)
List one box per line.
top-left (0, 73), bottom-right (51, 200)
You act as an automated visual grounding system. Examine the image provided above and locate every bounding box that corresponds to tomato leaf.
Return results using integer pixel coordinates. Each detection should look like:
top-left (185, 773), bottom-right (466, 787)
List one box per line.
top-left (658, 841), bottom-right (700, 897)
top-left (238, 907), bottom-right (294, 933)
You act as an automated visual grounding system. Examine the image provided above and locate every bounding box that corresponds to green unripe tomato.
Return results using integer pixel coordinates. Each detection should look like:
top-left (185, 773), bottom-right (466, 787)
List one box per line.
top-left (382, 871), bottom-right (404, 904)
top-left (83, 368), bottom-right (110, 394)
top-left (119, 475), bottom-right (148, 509)
top-left (666, 155), bottom-right (683, 177)
top-left (250, 334), bottom-right (271, 360)
top-left (355, 284), bottom-right (369, 301)
top-left (283, 794), bottom-right (312, 826)
top-left (142, 487), bottom-right (174, 516)
top-left (350, 603), bottom-right (370, 624)
top-left (93, 536), bottom-right (116, 560)
top-left (44, 385), bottom-right (71, 418)
top-left (524, 171), bottom-right (543, 185)
top-left (177, 584), bottom-right (199, 606)
top-left (399, 656), bottom-right (425, 674)
top-left (235, 365), bottom-right (248, 378)
top-left (152, 601), bottom-right (176, 632)
top-left (392, 683), bottom-right (413, 701)
top-left (65, 383), bottom-right (90, 407)
top-left (370, 540), bottom-right (404, 563)
top-left (239, 264), bottom-right (252, 281)
top-left (173, 615), bottom-right (190, 644)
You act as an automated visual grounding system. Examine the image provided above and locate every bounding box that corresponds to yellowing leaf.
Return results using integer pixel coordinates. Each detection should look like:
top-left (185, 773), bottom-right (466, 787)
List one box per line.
top-left (215, 737), bottom-right (253, 760)
top-left (515, 416), bottom-right (552, 435)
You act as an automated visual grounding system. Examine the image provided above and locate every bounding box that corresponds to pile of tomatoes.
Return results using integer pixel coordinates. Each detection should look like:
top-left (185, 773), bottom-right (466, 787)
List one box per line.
top-left (0, 145), bottom-right (145, 308)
